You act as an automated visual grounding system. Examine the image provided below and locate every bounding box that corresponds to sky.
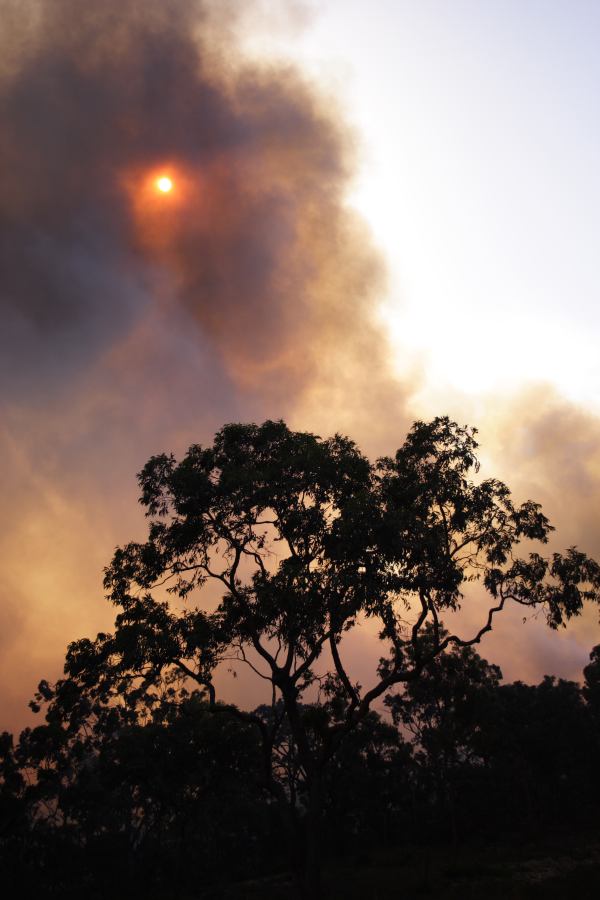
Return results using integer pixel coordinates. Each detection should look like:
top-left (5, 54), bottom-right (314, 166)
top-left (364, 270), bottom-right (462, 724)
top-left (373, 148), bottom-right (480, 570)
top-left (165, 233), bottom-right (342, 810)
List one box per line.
top-left (254, 0), bottom-right (600, 408)
top-left (2, 0), bottom-right (600, 732)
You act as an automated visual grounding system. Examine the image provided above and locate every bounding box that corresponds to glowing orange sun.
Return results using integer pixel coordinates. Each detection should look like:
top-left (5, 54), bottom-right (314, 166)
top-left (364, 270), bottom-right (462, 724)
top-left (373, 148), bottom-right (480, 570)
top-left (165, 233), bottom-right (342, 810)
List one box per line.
top-left (156, 176), bottom-right (173, 193)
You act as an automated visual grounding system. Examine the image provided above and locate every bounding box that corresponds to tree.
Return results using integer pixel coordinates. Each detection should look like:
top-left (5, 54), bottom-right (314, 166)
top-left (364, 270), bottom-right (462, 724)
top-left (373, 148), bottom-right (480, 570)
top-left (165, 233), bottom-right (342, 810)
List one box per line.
top-left (386, 630), bottom-right (502, 843)
top-left (50, 416), bottom-right (600, 894)
top-left (8, 682), bottom-right (272, 898)
top-left (486, 676), bottom-right (596, 829)
top-left (583, 643), bottom-right (600, 722)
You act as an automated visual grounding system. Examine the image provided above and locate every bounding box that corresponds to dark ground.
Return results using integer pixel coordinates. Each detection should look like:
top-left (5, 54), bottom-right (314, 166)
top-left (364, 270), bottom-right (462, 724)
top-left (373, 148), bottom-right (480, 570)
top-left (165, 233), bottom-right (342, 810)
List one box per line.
top-left (199, 831), bottom-right (600, 899)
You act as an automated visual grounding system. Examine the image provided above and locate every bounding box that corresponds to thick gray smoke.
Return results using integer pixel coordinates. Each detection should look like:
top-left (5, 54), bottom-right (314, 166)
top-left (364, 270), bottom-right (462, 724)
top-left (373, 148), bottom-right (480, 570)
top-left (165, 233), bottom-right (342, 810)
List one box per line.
top-left (6, 1), bottom-right (593, 737)
top-left (0, 0), bottom-right (409, 731)
top-left (0, 0), bottom-right (389, 404)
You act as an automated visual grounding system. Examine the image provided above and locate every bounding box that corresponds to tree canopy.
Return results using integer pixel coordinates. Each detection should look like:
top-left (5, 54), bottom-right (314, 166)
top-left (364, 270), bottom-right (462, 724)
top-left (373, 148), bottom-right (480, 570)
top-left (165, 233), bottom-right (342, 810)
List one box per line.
top-left (97, 416), bottom-right (600, 704)
top-left (40, 415), bottom-right (598, 892)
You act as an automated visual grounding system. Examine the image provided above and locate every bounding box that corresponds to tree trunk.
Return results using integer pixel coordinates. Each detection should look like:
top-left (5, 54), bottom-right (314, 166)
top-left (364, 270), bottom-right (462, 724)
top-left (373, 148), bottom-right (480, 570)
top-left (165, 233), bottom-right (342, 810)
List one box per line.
top-left (304, 774), bottom-right (323, 898)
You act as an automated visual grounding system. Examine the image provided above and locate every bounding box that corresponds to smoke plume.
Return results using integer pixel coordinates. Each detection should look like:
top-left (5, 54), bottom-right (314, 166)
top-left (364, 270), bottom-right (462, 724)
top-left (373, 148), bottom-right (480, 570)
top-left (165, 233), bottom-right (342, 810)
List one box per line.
top-left (2, 1), bottom-right (597, 735)
top-left (0, 0), bottom-right (409, 731)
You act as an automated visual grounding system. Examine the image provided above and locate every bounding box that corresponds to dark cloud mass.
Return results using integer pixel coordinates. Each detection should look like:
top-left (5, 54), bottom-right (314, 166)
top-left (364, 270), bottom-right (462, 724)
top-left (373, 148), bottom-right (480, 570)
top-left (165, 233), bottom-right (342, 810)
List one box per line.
top-left (0, 0), bottom-right (409, 731)
top-left (0, 0), bottom-right (386, 400)
top-left (3, 1), bottom-right (596, 736)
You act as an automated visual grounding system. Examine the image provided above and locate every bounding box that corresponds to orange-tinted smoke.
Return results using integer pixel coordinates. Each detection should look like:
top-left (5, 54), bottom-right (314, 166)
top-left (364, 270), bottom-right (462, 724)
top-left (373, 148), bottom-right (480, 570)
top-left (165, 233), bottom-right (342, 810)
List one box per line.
top-left (1, 0), bottom-right (392, 407)
top-left (0, 0), bottom-right (409, 734)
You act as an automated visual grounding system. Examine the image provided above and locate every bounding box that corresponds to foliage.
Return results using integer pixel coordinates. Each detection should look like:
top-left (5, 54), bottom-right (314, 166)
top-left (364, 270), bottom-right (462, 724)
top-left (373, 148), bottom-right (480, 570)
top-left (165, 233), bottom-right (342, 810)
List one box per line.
top-left (4, 416), bottom-right (600, 895)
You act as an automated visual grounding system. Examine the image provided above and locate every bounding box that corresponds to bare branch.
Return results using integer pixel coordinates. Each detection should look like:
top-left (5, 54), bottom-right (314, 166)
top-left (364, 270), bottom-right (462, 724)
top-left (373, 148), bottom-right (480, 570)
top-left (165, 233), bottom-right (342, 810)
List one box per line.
top-left (329, 632), bottom-right (359, 707)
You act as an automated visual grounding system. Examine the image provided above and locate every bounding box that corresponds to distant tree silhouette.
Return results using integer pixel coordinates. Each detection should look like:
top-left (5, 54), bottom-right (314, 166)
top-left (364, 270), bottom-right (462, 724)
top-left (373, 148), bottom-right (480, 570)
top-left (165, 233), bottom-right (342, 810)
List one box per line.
top-left (254, 690), bottom-right (413, 866)
top-left (485, 675), bottom-right (598, 829)
top-left (386, 637), bottom-right (600, 842)
top-left (8, 684), bottom-right (272, 898)
top-left (0, 732), bottom-right (30, 891)
top-left (386, 629), bottom-right (502, 843)
top-left (15, 417), bottom-right (600, 895)
top-left (583, 643), bottom-right (600, 722)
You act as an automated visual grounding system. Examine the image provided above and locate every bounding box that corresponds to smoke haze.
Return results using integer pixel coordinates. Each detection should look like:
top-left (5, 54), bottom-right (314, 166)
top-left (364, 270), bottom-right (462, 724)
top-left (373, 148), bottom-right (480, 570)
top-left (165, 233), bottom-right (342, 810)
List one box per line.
top-left (1, 0), bottom-right (598, 732)
top-left (0, 0), bottom-right (410, 729)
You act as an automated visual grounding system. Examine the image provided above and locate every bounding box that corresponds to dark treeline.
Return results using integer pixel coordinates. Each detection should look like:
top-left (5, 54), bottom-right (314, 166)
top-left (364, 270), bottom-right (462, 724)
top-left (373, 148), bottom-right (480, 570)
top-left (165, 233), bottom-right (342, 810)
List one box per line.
top-left (1, 639), bottom-right (599, 898)
top-left (3, 416), bottom-right (600, 897)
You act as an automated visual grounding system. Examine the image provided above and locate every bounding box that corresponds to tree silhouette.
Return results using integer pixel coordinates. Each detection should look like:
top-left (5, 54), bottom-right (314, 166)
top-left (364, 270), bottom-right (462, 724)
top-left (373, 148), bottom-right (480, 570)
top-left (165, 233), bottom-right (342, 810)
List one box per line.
top-left (32, 416), bottom-right (600, 894)
top-left (583, 643), bottom-right (600, 722)
top-left (11, 682), bottom-right (273, 897)
top-left (386, 629), bottom-right (502, 843)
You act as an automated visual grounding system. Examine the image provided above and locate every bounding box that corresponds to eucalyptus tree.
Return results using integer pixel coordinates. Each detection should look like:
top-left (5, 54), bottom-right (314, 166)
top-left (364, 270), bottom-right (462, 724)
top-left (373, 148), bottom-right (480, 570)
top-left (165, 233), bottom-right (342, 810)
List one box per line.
top-left (58, 416), bottom-right (600, 893)
top-left (385, 632), bottom-right (502, 842)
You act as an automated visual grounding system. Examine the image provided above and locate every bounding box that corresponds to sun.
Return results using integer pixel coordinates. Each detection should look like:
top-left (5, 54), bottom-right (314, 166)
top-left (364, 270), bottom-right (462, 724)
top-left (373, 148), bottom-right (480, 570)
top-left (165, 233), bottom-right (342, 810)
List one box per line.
top-left (156, 176), bottom-right (173, 193)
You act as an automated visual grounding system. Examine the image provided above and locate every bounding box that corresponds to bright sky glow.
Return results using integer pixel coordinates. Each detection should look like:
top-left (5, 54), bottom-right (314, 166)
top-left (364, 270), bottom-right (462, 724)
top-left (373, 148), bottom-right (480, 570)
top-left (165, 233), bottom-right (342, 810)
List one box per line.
top-left (156, 176), bottom-right (173, 193)
top-left (246, 0), bottom-right (600, 412)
